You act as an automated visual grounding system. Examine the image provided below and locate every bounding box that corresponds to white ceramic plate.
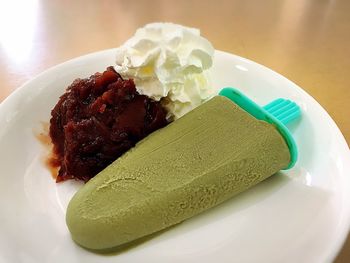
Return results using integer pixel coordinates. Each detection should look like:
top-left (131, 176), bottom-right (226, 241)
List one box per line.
top-left (0, 50), bottom-right (349, 263)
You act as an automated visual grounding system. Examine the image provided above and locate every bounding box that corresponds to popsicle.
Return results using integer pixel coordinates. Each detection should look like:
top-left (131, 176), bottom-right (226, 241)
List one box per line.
top-left (66, 88), bottom-right (299, 250)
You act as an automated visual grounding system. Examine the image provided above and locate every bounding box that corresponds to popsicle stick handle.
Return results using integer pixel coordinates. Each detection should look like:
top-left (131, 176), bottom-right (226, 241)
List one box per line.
top-left (263, 99), bottom-right (301, 125)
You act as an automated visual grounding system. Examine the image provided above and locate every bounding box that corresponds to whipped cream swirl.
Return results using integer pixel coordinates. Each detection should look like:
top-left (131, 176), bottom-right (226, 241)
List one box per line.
top-left (115, 22), bottom-right (215, 120)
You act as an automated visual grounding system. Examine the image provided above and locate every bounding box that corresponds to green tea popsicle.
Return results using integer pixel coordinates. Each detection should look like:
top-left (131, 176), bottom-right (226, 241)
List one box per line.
top-left (66, 95), bottom-right (291, 250)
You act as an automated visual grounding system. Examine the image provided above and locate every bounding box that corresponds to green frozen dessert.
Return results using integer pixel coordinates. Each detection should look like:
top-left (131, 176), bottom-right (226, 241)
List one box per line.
top-left (66, 95), bottom-right (292, 250)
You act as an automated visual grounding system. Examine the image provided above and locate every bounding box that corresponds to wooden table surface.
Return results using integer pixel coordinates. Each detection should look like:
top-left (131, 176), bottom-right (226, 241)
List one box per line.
top-left (0, 0), bottom-right (349, 261)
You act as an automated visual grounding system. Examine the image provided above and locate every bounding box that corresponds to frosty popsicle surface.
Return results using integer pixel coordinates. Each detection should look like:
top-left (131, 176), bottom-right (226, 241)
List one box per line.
top-left (66, 95), bottom-right (291, 250)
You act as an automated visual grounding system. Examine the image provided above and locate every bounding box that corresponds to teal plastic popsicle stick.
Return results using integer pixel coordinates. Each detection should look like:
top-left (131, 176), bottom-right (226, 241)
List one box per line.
top-left (263, 99), bottom-right (300, 125)
top-left (219, 87), bottom-right (301, 169)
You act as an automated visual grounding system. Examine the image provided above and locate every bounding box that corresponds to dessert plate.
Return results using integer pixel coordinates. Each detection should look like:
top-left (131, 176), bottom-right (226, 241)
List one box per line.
top-left (0, 50), bottom-right (349, 263)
